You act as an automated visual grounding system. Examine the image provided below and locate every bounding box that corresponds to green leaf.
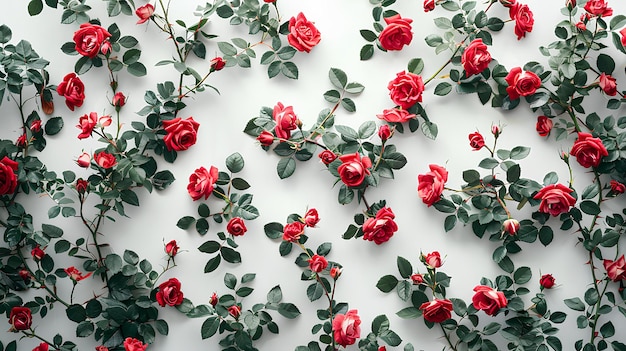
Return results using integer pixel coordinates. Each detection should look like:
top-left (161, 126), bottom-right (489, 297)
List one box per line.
top-left (45, 117), bottom-right (64, 135)
top-left (329, 68), bottom-right (348, 89)
top-left (564, 297), bottom-right (586, 311)
top-left (122, 49), bottom-right (141, 65)
top-left (513, 266), bottom-right (532, 284)
top-left (277, 303), bottom-right (301, 319)
top-left (281, 61), bottom-right (298, 79)
top-left (341, 98), bottom-right (356, 112)
top-left (75, 320), bottom-right (94, 337)
top-left (360, 44), bottom-right (374, 60)
top-left (510, 146), bottom-right (531, 160)
top-left (396, 307), bottom-right (421, 319)
top-left (226, 152), bottom-right (245, 173)
top-left (407, 58), bottom-right (424, 75)
top-left (397, 256), bottom-right (413, 279)
top-left (380, 330), bottom-right (402, 346)
top-left (580, 200), bottom-right (601, 215)
top-left (479, 157), bottom-right (499, 169)
top-left (177, 216), bottom-right (195, 229)
top-left (127, 62), bottom-right (147, 76)
top-left (66, 304), bottom-right (87, 322)
top-left (434, 82), bottom-right (452, 96)
top-left (204, 255), bottom-right (221, 273)
top-left (338, 185), bottom-right (354, 205)
top-left (42, 224), bottom-right (63, 238)
top-left (360, 29), bottom-right (378, 42)
top-left (198, 240), bottom-right (220, 254)
top-left (267, 285), bottom-right (283, 304)
top-left (28, 0), bottom-right (44, 15)
top-left (324, 89), bottom-right (341, 103)
top-left (277, 157), bottom-right (296, 179)
top-left (597, 53), bottom-right (615, 75)
top-left (105, 253), bottom-right (123, 273)
top-left (120, 189), bottom-right (139, 206)
top-left (221, 246), bottom-right (241, 264)
top-left (264, 222), bottom-right (283, 239)
top-left (218, 41), bottom-right (237, 56)
top-left (201, 316), bottom-right (220, 339)
top-left (376, 275), bottom-right (399, 293)
top-left (345, 82), bottom-right (365, 94)
top-left (0, 24), bottom-right (12, 44)
top-left (224, 272), bottom-right (237, 289)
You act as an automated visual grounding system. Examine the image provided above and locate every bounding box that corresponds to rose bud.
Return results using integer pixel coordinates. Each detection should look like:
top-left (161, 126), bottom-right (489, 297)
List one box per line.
top-left (136, 3), bottom-right (155, 24)
top-left (31, 245), bottom-right (45, 261)
top-left (75, 179), bottom-right (88, 195)
top-left (303, 208), bottom-right (320, 227)
top-left (499, 0), bottom-right (516, 7)
top-left (226, 217), bottom-right (247, 236)
top-left (209, 292), bottom-right (219, 307)
top-left (112, 91), bottom-right (126, 110)
top-left (76, 152), bottom-right (91, 168)
top-left (95, 346), bottom-right (109, 351)
top-left (422, 251), bottom-right (442, 268)
top-left (30, 120), bottom-right (42, 133)
top-left (539, 274), bottom-right (555, 289)
top-left (330, 266), bottom-right (342, 280)
top-left (19, 269), bottom-right (31, 282)
top-left (228, 304), bottom-right (241, 318)
top-left (257, 130), bottom-right (274, 146)
top-left (378, 125), bottom-right (392, 142)
top-left (411, 273), bottom-right (424, 285)
top-left (610, 180), bottom-right (625, 195)
top-left (502, 218), bottom-right (520, 235)
top-left (165, 240), bottom-right (179, 257)
top-left (491, 124), bottom-right (501, 137)
top-left (566, 0), bottom-right (576, 10)
top-left (210, 57), bottom-right (226, 72)
top-left (468, 132), bottom-right (485, 151)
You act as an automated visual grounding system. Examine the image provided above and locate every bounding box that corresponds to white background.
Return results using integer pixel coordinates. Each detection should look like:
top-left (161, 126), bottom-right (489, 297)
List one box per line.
top-left (2, 0), bottom-right (626, 350)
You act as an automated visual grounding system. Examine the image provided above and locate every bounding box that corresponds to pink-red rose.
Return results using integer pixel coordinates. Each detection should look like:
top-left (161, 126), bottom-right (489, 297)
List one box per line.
top-left (388, 71), bottom-right (425, 109)
top-left (162, 117), bottom-right (200, 152)
top-left (584, 0), bottom-right (613, 17)
top-left (273, 102), bottom-right (300, 140)
top-left (227, 217), bottom-right (247, 236)
top-left (287, 12), bottom-right (321, 53)
top-left (16, 134), bottom-right (27, 148)
top-left (283, 221), bottom-right (305, 242)
top-left (505, 67), bottom-right (541, 100)
top-left (502, 218), bottom-right (520, 235)
top-left (419, 299), bottom-right (453, 323)
top-left (76, 152), bottom-right (91, 168)
top-left (65, 266), bottom-right (92, 281)
top-left (536, 116), bottom-right (553, 137)
top-left (378, 125), bottom-right (392, 142)
top-left (472, 285), bottom-right (507, 316)
top-left (32, 343), bottom-right (48, 351)
top-left (533, 183), bottom-right (576, 216)
top-left (209, 292), bottom-right (219, 306)
top-left (378, 14), bottom-right (413, 51)
top-left (0, 156), bottom-right (18, 195)
top-left (73, 23), bottom-right (111, 58)
top-left (210, 57), bottom-right (226, 72)
top-left (77, 112), bottom-right (98, 139)
top-left (539, 274), bottom-right (555, 289)
top-left (570, 132), bottom-right (608, 168)
top-left (417, 164), bottom-right (448, 206)
top-left (165, 240), bottom-right (179, 257)
top-left (468, 132), bottom-right (485, 150)
top-left (337, 153), bottom-right (372, 187)
top-left (411, 273), bottom-right (424, 285)
top-left (57, 73), bottom-right (85, 111)
top-left (95, 346), bottom-right (109, 351)
top-left (318, 150), bottom-right (337, 165)
top-left (123, 337), bottom-right (147, 351)
top-left (332, 309), bottom-right (361, 347)
top-left (156, 278), bottom-right (184, 307)
top-left (362, 207), bottom-right (398, 245)
top-left (308, 254), bottom-right (328, 273)
top-left (610, 180), bottom-right (625, 194)
top-left (424, 0), bottom-right (435, 12)
top-left (304, 208), bottom-right (320, 227)
top-left (603, 255), bottom-right (626, 281)
top-left (461, 39), bottom-right (492, 76)
top-left (598, 73), bottom-right (617, 96)
top-left (509, 3), bottom-right (534, 40)
top-left (187, 166), bottom-right (219, 201)
top-left (112, 91), bottom-right (126, 108)
top-left (94, 151), bottom-right (117, 169)
top-left (376, 108), bottom-right (416, 123)
top-left (30, 120), bottom-right (42, 133)
top-left (136, 4), bottom-right (155, 24)
top-left (228, 304), bottom-right (241, 318)
top-left (9, 306), bottom-right (32, 331)
top-left (31, 245), bottom-right (45, 261)
top-left (621, 27), bottom-right (626, 46)
top-left (257, 131), bottom-right (274, 146)
top-left (423, 251), bottom-right (442, 268)
top-left (330, 266), bottom-right (342, 280)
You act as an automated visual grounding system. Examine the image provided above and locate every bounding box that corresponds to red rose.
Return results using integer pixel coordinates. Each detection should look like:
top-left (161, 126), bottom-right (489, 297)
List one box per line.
top-left (303, 208), bottom-right (320, 227)
top-left (330, 266), bottom-right (342, 280)
top-left (362, 207), bottom-right (398, 245)
top-left (76, 152), bottom-right (91, 168)
top-left (32, 343), bottom-right (48, 351)
top-left (318, 150), bottom-right (337, 165)
top-left (472, 285), bottom-right (507, 316)
top-left (156, 278), bottom-right (184, 307)
top-left (273, 102), bottom-right (299, 140)
top-left (376, 108), bottom-right (416, 123)
top-left (332, 309), bottom-right (361, 347)
top-left (210, 57), bottom-right (226, 72)
top-left (378, 14), bottom-right (413, 51)
top-left (424, 0), bottom-right (435, 12)
top-left (610, 180), bottom-right (625, 195)
top-left (500, 0), bottom-right (517, 7)
top-left (123, 337), bottom-right (147, 351)
top-left (257, 130), bottom-right (274, 146)
top-left (388, 71), bottom-right (425, 109)
top-left (533, 183), bottom-right (576, 216)
top-left (584, 0), bottom-right (612, 17)
top-left (227, 217), bottom-right (247, 236)
top-left (0, 156), bottom-right (18, 195)
top-left (411, 274), bottom-right (424, 285)
top-left (461, 39), bottom-right (492, 76)
top-left (287, 12), bottom-right (321, 53)
top-left (112, 91), bottom-right (126, 108)
top-left (30, 120), bottom-right (42, 133)
top-left (75, 179), bottom-right (88, 195)
top-left (505, 67), bottom-right (541, 100)
top-left (209, 292), bottom-right (219, 306)
top-left (308, 254), bottom-right (328, 273)
top-left (65, 266), bottom-right (92, 281)
top-left (95, 346), bottom-right (109, 351)
top-left (31, 245), bottom-right (45, 261)
top-left (423, 251), bottom-right (442, 268)
top-left (509, 3), bottom-right (534, 40)
top-left (419, 299), bottom-right (453, 323)
top-left (165, 240), bottom-right (179, 257)
top-left (187, 166), bottom-right (219, 201)
top-left (16, 134), bottom-right (27, 148)
top-left (228, 304), bottom-right (241, 318)
top-left (94, 151), bottom-right (117, 169)
top-left (603, 255), bottom-right (626, 281)
top-left (621, 27), bottom-right (626, 46)
top-left (539, 274), bottom-right (555, 289)
top-left (598, 73), bottom-right (617, 96)
top-left (77, 112), bottom-right (98, 139)
top-left (57, 73), bottom-right (85, 111)
top-left (283, 221), bottom-right (305, 242)
top-left (570, 132), bottom-right (608, 168)
top-left (502, 218), bottom-right (520, 235)
top-left (468, 131), bottom-right (485, 150)
top-left (73, 23), bottom-right (111, 58)
top-left (162, 117), bottom-right (200, 152)
top-left (337, 152), bottom-right (372, 187)
top-left (264, 0), bottom-right (276, 2)
top-left (9, 306), bottom-right (32, 331)
top-left (136, 4), bottom-right (154, 24)
top-left (417, 164), bottom-right (448, 206)
top-left (378, 125), bottom-right (392, 142)
top-left (536, 116), bottom-right (553, 137)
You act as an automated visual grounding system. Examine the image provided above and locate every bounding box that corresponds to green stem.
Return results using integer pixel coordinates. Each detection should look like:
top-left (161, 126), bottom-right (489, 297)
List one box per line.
top-left (440, 323), bottom-right (458, 351)
top-left (17, 249), bottom-right (70, 308)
